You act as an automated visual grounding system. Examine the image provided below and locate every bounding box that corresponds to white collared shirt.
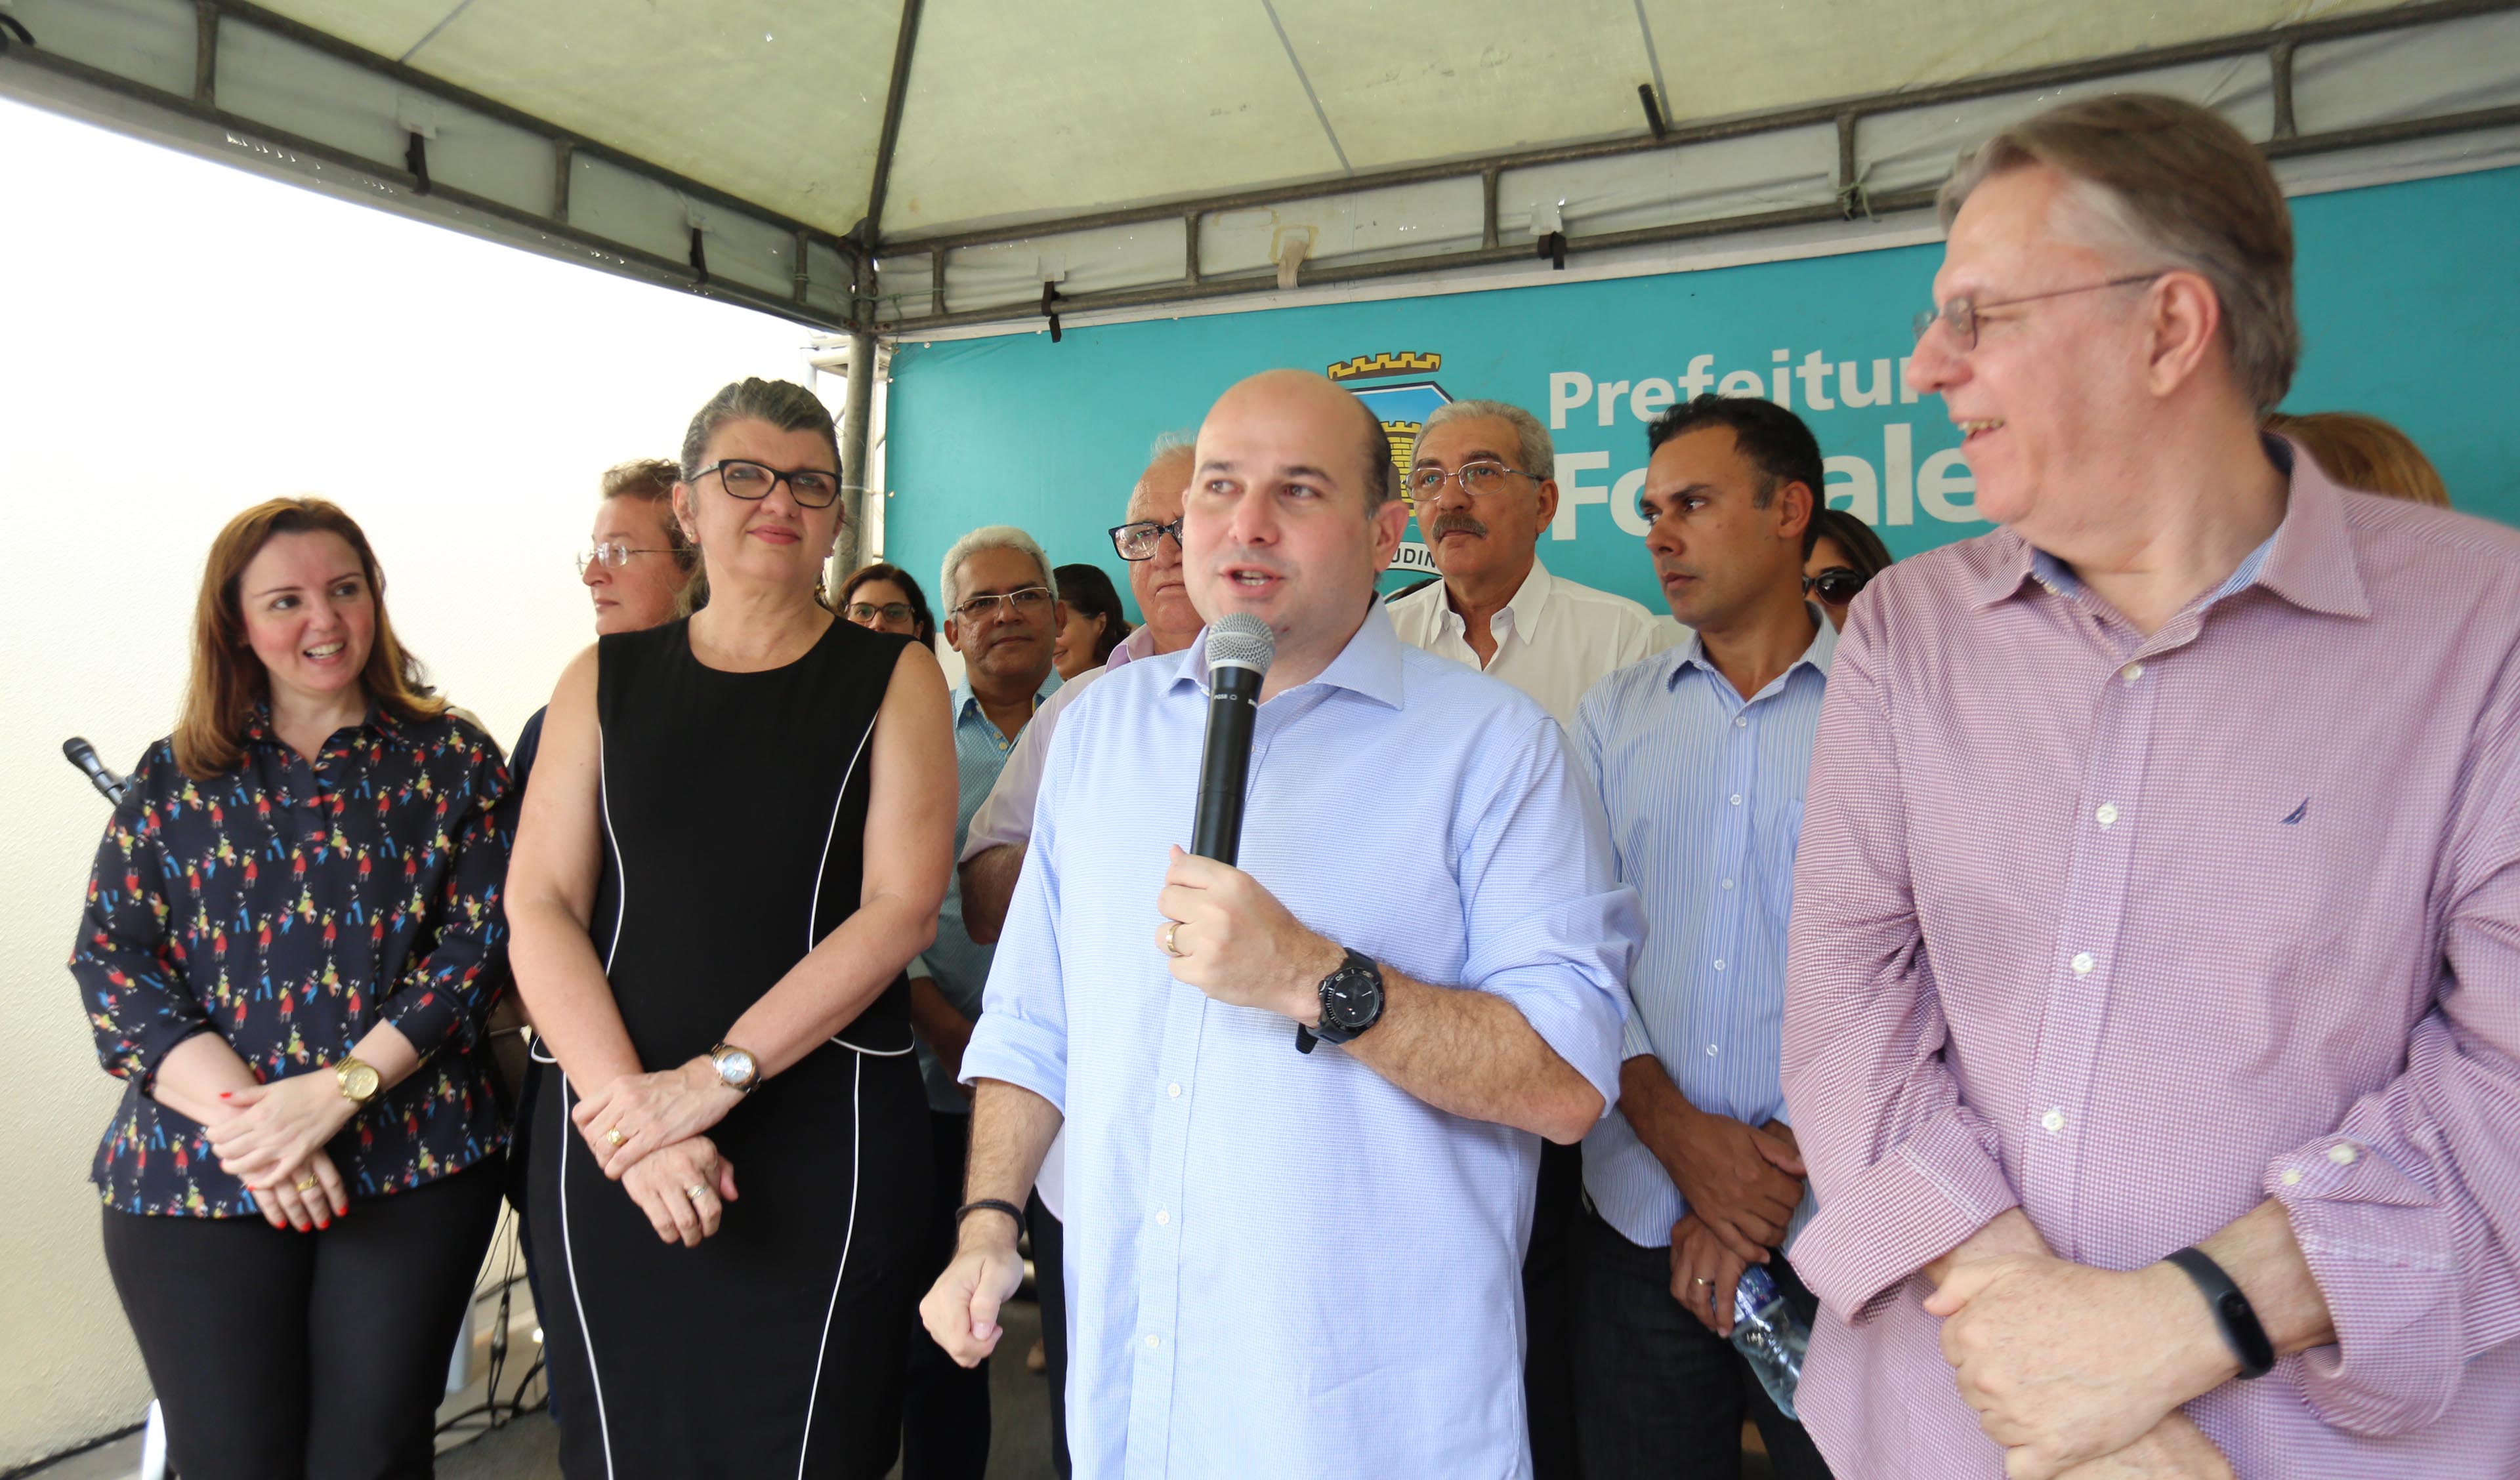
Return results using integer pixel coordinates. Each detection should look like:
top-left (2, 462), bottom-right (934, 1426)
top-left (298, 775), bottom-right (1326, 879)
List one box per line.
top-left (1387, 556), bottom-right (1682, 731)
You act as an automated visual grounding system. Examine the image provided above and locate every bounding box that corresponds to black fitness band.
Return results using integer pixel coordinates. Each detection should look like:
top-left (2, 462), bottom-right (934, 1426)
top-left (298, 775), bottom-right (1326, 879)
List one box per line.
top-left (954, 1198), bottom-right (1028, 1238)
top-left (2164, 1246), bottom-right (2275, 1378)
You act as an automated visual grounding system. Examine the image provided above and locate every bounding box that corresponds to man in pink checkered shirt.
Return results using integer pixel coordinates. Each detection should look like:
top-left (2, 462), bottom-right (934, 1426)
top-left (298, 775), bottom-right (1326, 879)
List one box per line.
top-left (1781, 94), bottom-right (2520, 1479)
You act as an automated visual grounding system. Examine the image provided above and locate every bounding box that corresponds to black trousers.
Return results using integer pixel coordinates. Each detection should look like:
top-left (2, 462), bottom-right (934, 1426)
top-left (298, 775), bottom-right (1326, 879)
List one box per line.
top-left (1028, 1189), bottom-right (1072, 1480)
top-left (100, 1162), bottom-right (504, 1480)
top-left (1570, 1204), bottom-right (1834, 1480)
top-left (902, 1109), bottom-right (990, 1480)
top-left (1523, 1139), bottom-right (1584, 1479)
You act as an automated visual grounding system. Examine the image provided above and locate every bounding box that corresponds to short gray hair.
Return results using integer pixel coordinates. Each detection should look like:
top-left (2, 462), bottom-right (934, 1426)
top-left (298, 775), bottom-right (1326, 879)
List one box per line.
top-left (1419, 399), bottom-right (1556, 481)
top-left (1939, 92), bottom-right (2297, 413)
top-left (938, 525), bottom-right (1058, 615)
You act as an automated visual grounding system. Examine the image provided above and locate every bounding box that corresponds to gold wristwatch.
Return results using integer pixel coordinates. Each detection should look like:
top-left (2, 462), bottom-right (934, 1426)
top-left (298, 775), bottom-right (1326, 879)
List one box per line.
top-left (335, 1055), bottom-right (382, 1105)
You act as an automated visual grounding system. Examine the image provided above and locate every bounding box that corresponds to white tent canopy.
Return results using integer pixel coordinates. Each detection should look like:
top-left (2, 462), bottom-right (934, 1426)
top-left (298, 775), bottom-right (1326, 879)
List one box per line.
top-left (6, 0), bottom-right (2519, 339)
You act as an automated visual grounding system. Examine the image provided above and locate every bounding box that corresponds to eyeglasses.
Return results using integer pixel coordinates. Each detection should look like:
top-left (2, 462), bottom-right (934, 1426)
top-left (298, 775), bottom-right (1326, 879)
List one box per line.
top-left (950, 586), bottom-right (1055, 624)
top-left (696, 458), bottom-right (843, 509)
top-left (1408, 461), bottom-right (1535, 501)
top-left (576, 543), bottom-right (674, 575)
top-left (1912, 273), bottom-right (2164, 351)
top-left (1804, 567), bottom-right (1870, 605)
top-left (845, 601), bottom-right (915, 625)
top-left (1110, 517), bottom-right (1185, 562)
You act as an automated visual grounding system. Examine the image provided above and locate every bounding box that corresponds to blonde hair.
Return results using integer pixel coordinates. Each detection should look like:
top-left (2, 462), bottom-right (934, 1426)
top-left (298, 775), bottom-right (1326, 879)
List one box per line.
top-left (1941, 93), bottom-right (2297, 414)
top-left (599, 457), bottom-right (699, 574)
top-left (2265, 411), bottom-right (2449, 508)
top-left (177, 498), bottom-right (445, 780)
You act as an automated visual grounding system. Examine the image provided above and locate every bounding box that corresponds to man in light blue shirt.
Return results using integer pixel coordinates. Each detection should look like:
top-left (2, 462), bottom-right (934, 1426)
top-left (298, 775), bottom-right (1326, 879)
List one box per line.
top-left (1570, 394), bottom-right (1842, 1480)
top-left (923, 369), bottom-right (1641, 1478)
top-left (901, 525), bottom-right (1062, 1480)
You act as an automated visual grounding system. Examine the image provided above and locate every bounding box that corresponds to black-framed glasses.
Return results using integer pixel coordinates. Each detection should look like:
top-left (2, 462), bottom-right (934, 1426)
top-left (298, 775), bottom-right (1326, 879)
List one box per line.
top-left (576, 543), bottom-right (673, 575)
top-left (845, 601), bottom-right (915, 625)
top-left (950, 586), bottom-right (1055, 623)
top-left (1804, 567), bottom-right (1869, 605)
top-left (1110, 517), bottom-right (1184, 562)
top-left (1408, 460), bottom-right (1536, 501)
top-left (1912, 272), bottom-right (2164, 351)
top-left (696, 458), bottom-right (843, 509)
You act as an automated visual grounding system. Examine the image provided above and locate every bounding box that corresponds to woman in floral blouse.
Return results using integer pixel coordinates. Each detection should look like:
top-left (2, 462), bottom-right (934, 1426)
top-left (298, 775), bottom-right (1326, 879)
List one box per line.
top-left (70, 497), bottom-right (511, 1480)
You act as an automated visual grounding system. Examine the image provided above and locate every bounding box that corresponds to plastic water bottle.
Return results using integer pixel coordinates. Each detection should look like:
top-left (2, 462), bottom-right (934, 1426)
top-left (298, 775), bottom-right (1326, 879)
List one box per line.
top-left (1731, 1264), bottom-right (1811, 1420)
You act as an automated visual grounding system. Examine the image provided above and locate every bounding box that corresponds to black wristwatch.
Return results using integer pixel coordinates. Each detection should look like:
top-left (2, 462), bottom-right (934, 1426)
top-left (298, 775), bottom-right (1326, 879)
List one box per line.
top-left (2164, 1246), bottom-right (2275, 1378)
top-left (1295, 948), bottom-right (1385, 1054)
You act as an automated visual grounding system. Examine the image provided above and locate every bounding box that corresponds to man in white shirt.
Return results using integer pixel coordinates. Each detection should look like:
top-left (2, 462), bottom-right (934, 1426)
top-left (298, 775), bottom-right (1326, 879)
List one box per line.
top-left (1387, 398), bottom-right (1679, 733)
top-left (1385, 396), bottom-right (1678, 1475)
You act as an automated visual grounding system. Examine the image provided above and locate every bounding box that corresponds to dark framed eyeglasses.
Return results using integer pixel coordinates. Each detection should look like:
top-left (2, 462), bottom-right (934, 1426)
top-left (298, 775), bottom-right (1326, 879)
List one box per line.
top-left (696, 457), bottom-right (843, 509)
top-left (1804, 567), bottom-right (1869, 605)
top-left (845, 601), bottom-right (915, 625)
top-left (950, 586), bottom-right (1055, 623)
top-left (1408, 460), bottom-right (1535, 501)
top-left (1912, 272), bottom-right (2164, 351)
top-left (1110, 516), bottom-right (1185, 562)
top-left (576, 543), bottom-right (673, 575)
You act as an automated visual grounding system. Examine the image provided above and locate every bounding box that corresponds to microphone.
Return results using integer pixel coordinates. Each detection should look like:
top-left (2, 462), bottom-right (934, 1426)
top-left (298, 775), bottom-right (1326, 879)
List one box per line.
top-left (63, 737), bottom-right (129, 806)
top-left (1188, 614), bottom-right (1274, 866)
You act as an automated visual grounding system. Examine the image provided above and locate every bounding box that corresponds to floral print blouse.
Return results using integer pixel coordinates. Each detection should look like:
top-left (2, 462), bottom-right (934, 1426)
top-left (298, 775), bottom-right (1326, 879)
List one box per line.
top-left (71, 707), bottom-right (511, 1216)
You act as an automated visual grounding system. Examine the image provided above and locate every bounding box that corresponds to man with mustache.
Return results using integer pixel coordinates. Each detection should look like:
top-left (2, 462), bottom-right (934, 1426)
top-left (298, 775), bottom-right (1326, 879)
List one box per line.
top-left (924, 369), bottom-right (1640, 1477)
top-left (1570, 393), bottom-right (1836, 1480)
top-left (1386, 397), bottom-right (1677, 1474)
top-left (1389, 398), bottom-right (1678, 732)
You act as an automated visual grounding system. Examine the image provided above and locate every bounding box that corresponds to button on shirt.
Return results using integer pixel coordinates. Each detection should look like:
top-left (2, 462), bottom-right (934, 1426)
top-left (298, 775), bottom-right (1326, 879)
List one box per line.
top-left (962, 603), bottom-right (1641, 1478)
top-left (1576, 610), bottom-right (1835, 1248)
top-left (917, 671), bottom-right (1059, 1112)
top-left (1387, 556), bottom-right (1681, 731)
top-left (1780, 441), bottom-right (2520, 1477)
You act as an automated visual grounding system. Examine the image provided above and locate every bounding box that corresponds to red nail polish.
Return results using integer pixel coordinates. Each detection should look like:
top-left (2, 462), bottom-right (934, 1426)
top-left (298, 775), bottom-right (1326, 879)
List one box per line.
top-left (218, 1092), bottom-right (232, 1099)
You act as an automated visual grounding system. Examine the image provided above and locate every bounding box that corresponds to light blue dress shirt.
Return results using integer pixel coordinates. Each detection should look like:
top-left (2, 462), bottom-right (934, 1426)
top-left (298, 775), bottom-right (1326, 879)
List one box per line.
top-left (917, 670), bottom-right (1058, 1112)
top-left (1573, 610), bottom-right (1836, 1250)
top-left (963, 602), bottom-right (1640, 1479)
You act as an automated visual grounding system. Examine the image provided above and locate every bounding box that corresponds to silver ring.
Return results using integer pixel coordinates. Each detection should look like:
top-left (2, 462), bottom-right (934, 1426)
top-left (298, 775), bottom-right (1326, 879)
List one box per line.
top-left (685, 1184), bottom-right (707, 1202)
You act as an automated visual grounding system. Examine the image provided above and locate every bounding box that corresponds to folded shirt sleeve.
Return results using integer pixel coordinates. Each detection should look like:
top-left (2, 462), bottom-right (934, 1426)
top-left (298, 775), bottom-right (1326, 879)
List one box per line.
top-left (373, 736), bottom-right (511, 1061)
top-left (1780, 613), bottom-right (2021, 1323)
top-left (2265, 682), bottom-right (2520, 1436)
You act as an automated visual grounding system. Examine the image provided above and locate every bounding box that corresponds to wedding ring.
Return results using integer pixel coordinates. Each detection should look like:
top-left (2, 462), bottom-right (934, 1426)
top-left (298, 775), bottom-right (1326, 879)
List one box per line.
top-left (295, 1176), bottom-right (318, 1192)
top-left (605, 1127), bottom-right (626, 1147)
top-left (1692, 1276), bottom-right (1712, 1287)
top-left (685, 1184), bottom-right (707, 1202)
top-left (1161, 920), bottom-right (1184, 958)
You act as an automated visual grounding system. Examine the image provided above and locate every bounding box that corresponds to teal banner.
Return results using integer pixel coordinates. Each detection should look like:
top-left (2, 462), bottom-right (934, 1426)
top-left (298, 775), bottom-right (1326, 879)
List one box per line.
top-left (887, 165), bottom-right (2520, 619)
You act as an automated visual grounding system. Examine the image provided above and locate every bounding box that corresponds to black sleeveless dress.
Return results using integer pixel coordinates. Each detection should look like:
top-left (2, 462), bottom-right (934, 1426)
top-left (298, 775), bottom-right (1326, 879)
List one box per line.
top-left (526, 616), bottom-right (931, 1479)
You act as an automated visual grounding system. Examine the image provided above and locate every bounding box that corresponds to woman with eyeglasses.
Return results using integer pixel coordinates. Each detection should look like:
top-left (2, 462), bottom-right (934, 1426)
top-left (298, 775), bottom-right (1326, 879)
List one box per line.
top-left (839, 561), bottom-right (939, 649)
top-left (72, 497), bottom-right (511, 1480)
top-left (1803, 507), bottom-right (1895, 631)
top-left (508, 378), bottom-right (956, 1479)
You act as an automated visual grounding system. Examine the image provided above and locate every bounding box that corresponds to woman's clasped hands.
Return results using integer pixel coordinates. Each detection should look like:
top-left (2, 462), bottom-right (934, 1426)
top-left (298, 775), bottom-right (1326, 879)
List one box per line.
top-left (571, 1058), bottom-right (748, 1246)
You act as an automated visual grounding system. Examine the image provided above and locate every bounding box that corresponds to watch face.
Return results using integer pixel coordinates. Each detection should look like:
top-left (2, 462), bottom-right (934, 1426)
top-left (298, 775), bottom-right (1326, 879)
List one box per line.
top-left (342, 1063), bottom-right (380, 1100)
top-left (717, 1049), bottom-right (757, 1087)
top-left (1326, 970), bottom-right (1377, 1029)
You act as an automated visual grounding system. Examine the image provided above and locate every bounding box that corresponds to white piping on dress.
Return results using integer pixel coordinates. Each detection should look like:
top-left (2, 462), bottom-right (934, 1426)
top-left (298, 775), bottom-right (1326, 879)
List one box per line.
top-left (556, 722), bottom-right (627, 1477)
top-left (810, 712), bottom-right (912, 1056)
top-left (792, 1050), bottom-right (866, 1477)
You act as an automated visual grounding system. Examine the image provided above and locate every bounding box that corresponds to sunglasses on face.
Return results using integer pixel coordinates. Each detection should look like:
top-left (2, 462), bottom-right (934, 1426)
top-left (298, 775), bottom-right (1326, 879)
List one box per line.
top-left (1804, 566), bottom-right (1869, 605)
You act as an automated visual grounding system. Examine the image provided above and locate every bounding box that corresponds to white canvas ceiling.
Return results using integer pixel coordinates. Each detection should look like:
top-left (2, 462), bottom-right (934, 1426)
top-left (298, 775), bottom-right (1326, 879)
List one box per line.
top-left (5, 0), bottom-right (2515, 333)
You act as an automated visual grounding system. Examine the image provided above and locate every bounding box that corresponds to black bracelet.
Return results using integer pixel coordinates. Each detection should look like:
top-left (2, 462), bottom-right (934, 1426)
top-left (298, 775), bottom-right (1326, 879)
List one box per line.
top-left (954, 1198), bottom-right (1027, 1239)
top-left (2164, 1246), bottom-right (2275, 1378)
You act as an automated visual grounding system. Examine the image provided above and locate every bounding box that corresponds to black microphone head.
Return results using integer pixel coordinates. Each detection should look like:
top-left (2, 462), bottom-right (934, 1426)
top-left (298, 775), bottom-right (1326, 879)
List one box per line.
top-left (64, 736), bottom-right (100, 770)
top-left (1205, 613), bottom-right (1275, 679)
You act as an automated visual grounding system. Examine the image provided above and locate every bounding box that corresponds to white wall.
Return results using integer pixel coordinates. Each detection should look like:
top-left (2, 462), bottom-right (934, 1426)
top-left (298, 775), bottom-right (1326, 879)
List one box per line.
top-left (0, 98), bottom-right (818, 1467)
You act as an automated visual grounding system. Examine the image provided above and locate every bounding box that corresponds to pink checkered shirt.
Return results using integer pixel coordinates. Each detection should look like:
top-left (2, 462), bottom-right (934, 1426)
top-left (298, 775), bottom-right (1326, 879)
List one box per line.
top-left (1780, 442), bottom-right (2520, 1479)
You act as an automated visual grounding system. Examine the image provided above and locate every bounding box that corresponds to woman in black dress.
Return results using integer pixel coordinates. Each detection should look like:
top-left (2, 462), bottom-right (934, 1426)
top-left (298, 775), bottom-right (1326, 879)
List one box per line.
top-left (508, 378), bottom-right (956, 1478)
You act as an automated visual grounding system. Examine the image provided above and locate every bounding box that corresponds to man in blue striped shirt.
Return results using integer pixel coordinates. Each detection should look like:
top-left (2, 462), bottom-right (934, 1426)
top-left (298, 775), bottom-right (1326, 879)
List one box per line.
top-left (1570, 394), bottom-right (1843, 1480)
